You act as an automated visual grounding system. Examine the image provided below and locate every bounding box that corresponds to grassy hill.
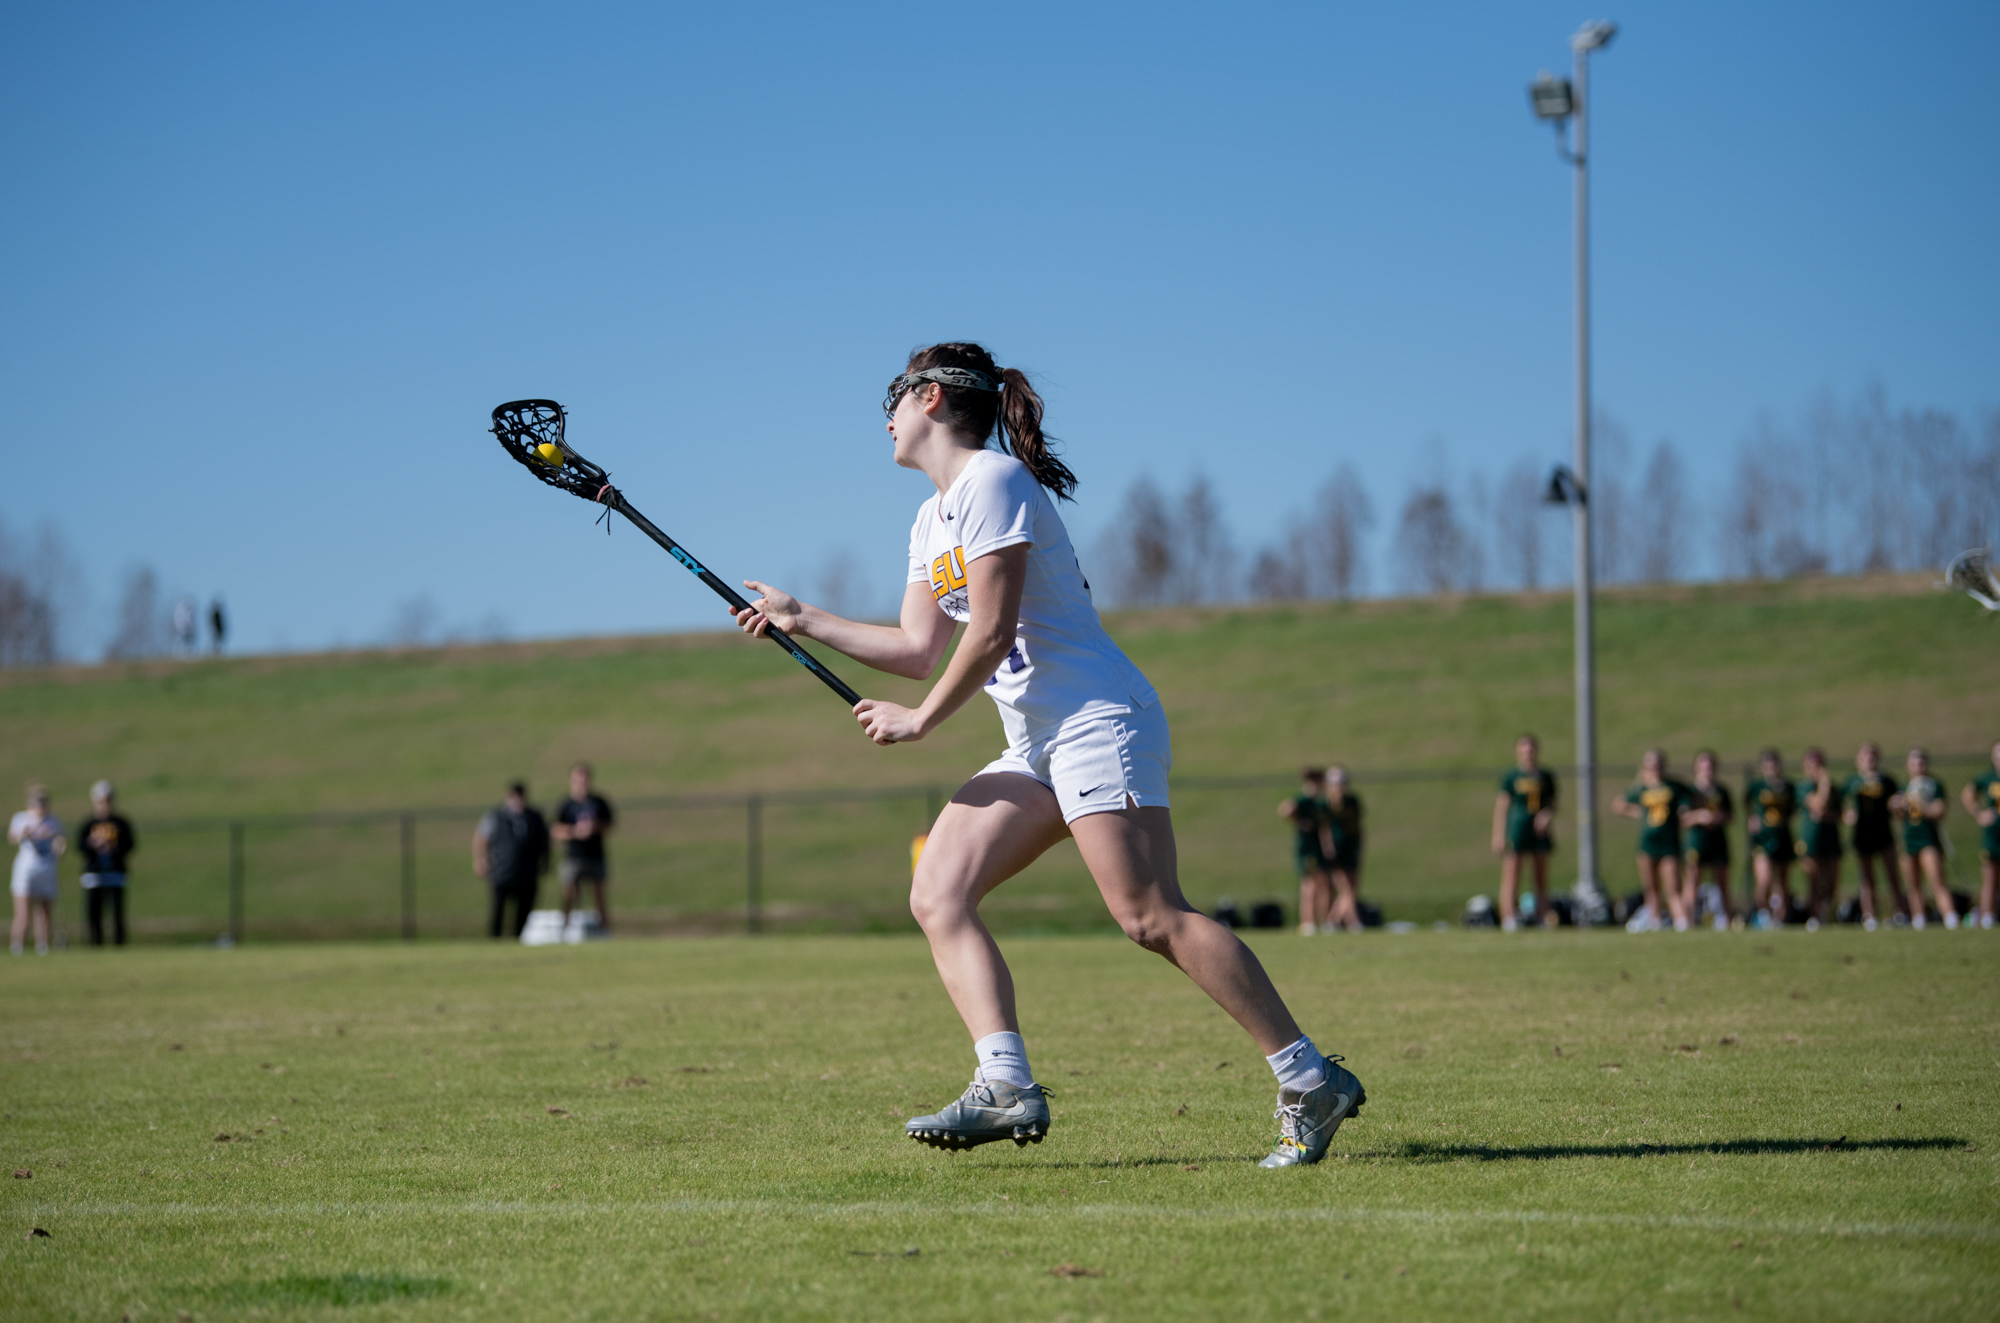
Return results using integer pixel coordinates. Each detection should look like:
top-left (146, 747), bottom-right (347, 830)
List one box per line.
top-left (3, 574), bottom-right (1994, 936)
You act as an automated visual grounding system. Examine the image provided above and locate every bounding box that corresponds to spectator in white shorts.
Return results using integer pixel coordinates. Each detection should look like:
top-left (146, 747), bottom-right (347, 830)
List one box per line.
top-left (10, 784), bottom-right (65, 956)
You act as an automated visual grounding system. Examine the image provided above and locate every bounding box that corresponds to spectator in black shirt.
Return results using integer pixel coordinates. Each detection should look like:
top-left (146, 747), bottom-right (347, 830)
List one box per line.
top-left (554, 762), bottom-right (616, 934)
top-left (473, 781), bottom-right (549, 939)
top-left (77, 781), bottom-right (137, 947)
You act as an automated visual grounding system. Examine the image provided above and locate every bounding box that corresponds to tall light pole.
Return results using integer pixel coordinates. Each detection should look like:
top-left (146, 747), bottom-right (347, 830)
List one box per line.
top-left (1531, 19), bottom-right (1616, 917)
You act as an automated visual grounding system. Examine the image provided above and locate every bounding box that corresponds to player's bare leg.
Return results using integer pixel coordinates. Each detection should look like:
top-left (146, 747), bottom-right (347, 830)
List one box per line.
top-left (1981, 859), bottom-right (1997, 927)
top-left (1528, 852), bottom-right (1555, 929)
top-left (1070, 802), bottom-right (1302, 1053)
top-left (1899, 852), bottom-right (1929, 926)
top-left (1298, 867), bottom-right (1329, 936)
top-left (1854, 854), bottom-right (1883, 928)
top-left (1918, 848), bottom-right (1957, 925)
top-left (1499, 853), bottom-right (1522, 930)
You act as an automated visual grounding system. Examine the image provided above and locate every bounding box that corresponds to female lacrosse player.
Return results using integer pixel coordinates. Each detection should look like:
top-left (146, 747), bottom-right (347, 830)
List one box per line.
top-left (9, 784), bottom-right (64, 957)
top-left (1613, 749), bottom-right (1693, 932)
top-left (1796, 748), bottom-right (1844, 930)
top-left (1959, 739), bottom-right (2000, 929)
top-left (1277, 767), bottom-right (1334, 935)
top-left (1492, 735), bottom-right (1557, 932)
top-left (729, 343), bottom-right (1362, 1168)
top-left (1744, 749), bottom-right (1797, 929)
top-left (1323, 765), bottom-right (1366, 933)
top-left (1893, 747), bottom-right (1958, 929)
top-left (1682, 750), bottom-right (1734, 929)
top-left (1843, 742), bottom-right (1900, 929)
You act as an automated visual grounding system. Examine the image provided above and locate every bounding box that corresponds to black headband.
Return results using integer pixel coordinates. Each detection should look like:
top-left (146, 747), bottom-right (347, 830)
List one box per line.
top-left (894, 366), bottom-right (1001, 394)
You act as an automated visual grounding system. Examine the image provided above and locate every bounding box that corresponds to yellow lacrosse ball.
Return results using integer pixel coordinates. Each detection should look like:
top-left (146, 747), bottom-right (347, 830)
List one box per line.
top-left (534, 442), bottom-right (563, 467)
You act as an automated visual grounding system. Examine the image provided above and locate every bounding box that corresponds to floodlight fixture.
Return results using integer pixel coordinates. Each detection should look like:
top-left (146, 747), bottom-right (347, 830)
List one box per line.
top-left (1571, 20), bottom-right (1617, 52)
top-left (1529, 72), bottom-right (1574, 121)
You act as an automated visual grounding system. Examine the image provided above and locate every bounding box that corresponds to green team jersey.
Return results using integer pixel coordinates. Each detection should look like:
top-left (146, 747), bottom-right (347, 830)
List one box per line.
top-left (1500, 768), bottom-right (1557, 843)
top-left (1624, 778), bottom-right (1694, 858)
top-left (1901, 775), bottom-right (1945, 853)
top-left (1288, 794), bottom-right (1332, 860)
top-left (1843, 771), bottom-right (1899, 852)
top-left (1744, 777), bottom-right (1797, 856)
top-left (1796, 777), bottom-right (1845, 857)
top-left (1327, 792), bottom-right (1364, 856)
top-left (1973, 770), bottom-right (2000, 859)
top-left (1684, 781), bottom-right (1733, 858)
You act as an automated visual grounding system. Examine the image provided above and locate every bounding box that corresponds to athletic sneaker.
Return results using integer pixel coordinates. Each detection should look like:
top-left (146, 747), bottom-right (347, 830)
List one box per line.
top-left (1945, 913), bottom-right (1961, 930)
top-left (1864, 916), bottom-right (1878, 932)
top-left (905, 1079), bottom-right (1051, 1151)
top-left (1913, 914), bottom-right (1927, 930)
top-left (1258, 1057), bottom-right (1366, 1169)
top-left (1500, 917), bottom-right (1519, 934)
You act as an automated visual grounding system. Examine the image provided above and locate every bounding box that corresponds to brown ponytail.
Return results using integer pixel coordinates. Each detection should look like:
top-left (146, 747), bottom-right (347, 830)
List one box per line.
top-left (904, 342), bottom-right (1078, 501)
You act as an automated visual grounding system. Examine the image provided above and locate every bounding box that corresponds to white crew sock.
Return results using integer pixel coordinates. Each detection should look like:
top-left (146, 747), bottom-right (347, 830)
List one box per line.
top-left (973, 1031), bottom-right (1034, 1088)
top-left (1265, 1035), bottom-right (1329, 1094)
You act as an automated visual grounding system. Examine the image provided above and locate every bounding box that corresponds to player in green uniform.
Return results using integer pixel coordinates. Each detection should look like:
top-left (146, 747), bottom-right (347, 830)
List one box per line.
top-left (1842, 741), bottom-right (1900, 930)
top-left (1743, 748), bottom-right (1798, 929)
top-left (1681, 750), bottom-right (1735, 930)
top-left (1892, 747), bottom-right (1958, 929)
top-left (1491, 735), bottom-right (1558, 932)
top-left (1613, 749), bottom-right (1695, 931)
top-left (1957, 739), bottom-right (2000, 929)
top-left (1796, 748), bottom-right (1845, 930)
top-left (1278, 767), bottom-right (1335, 935)
top-left (1323, 766), bottom-right (1366, 934)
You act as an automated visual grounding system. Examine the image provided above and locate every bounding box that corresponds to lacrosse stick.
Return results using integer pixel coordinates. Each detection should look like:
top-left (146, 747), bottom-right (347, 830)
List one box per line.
top-left (1946, 547), bottom-right (2000, 612)
top-left (491, 399), bottom-right (862, 706)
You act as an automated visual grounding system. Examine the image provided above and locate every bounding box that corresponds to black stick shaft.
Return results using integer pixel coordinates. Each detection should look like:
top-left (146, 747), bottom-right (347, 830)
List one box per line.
top-left (608, 493), bottom-right (864, 707)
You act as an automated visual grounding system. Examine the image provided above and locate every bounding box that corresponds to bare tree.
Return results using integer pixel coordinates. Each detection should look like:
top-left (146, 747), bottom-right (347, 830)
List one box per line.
top-left (1247, 546), bottom-right (1308, 601)
top-left (1169, 477), bottom-right (1237, 605)
top-left (1491, 459), bottom-right (1547, 590)
top-left (385, 594), bottom-right (442, 647)
top-left (0, 517), bottom-right (67, 668)
top-left (1590, 411), bottom-right (1635, 583)
top-left (1393, 486), bottom-right (1479, 595)
top-left (106, 566), bottom-right (170, 660)
top-left (1310, 465), bottom-right (1374, 599)
top-left (1634, 440), bottom-right (1688, 582)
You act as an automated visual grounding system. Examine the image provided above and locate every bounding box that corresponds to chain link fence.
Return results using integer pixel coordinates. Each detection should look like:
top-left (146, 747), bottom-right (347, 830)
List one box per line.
top-left (46, 754), bottom-right (1996, 944)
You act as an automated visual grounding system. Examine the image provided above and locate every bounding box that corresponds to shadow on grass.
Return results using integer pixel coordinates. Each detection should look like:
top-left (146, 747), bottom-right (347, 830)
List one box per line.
top-left (207, 1273), bottom-right (451, 1307)
top-left (1378, 1137), bottom-right (1967, 1163)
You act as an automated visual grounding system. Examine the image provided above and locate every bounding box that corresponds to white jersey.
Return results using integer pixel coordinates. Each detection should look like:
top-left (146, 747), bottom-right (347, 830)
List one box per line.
top-left (10, 810), bottom-right (61, 886)
top-left (908, 449), bottom-right (1157, 733)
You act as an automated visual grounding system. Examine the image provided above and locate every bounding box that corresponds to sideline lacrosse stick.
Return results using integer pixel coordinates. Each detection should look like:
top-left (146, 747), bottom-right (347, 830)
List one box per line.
top-left (1945, 547), bottom-right (2000, 612)
top-left (491, 399), bottom-right (863, 706)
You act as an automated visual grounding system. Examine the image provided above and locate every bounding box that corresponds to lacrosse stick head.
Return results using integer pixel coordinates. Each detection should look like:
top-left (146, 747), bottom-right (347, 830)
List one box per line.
top-left (1946, 547), bottom-right (2000, 610)
top-left (491, 399), bottom-right (614, 501)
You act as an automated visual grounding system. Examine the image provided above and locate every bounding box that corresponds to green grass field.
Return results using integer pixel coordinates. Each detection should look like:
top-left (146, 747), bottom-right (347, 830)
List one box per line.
top-left (6, 931), bottom-right (1998, 1320)
top-left (2, 574), bottom-right (1996, 936)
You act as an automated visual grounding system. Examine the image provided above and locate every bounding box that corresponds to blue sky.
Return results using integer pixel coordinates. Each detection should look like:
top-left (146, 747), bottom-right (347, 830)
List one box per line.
top-left (3, 1), bottom-right (1994, 654)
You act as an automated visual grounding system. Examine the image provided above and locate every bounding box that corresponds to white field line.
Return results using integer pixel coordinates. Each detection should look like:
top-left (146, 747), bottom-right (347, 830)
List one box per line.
top-left (4, 1200), bottom-right (1996, 1244)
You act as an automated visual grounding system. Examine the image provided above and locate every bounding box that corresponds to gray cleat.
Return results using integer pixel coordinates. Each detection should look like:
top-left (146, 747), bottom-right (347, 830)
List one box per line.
top-left (1258, 1056), bottom-right (1365, 1168)
top-left (905, 1079), bottom-right (1052, 1151)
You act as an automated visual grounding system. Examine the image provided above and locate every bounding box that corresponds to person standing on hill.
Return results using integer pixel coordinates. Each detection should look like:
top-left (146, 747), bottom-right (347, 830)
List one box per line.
top-left (1614, 749), bottom-right (1694, 932)
top-left (1796, 748), bottom-right (1844, 930)
top-left (554, 762), bottom-right (616, 934)
top-left (1893, 748), bottom-right (1957, 929)
top-left (1959, 739), bottom-right (2000, 929)
top-left (1682, 750), bottom-right (1735, 929)
top-left (474, 781), bottom-right (549, 939)
top-left (75, 781), bottom-right (137, 947)
top-left (1324, 766), bottom-right (1366, 934)
top-left (1843, 742), bottom-right (1900, 930)
top-left (1492, 735), bottom-right (1557, 932)
top-left (9, 785), bottom-right (64, 956)
top-left (1744, 750), bottom-right (1798, 929)
top-left (727, 342), bottom-right (1364, 1169)
top-left (1277, 767), bottom-right (1334, 936)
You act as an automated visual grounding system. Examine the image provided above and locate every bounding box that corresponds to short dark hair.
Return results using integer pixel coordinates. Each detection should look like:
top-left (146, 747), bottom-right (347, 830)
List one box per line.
top-left (1300, 766), bottom-right (1326, 782)
top-left (507, 781), bottom-right (527, 797)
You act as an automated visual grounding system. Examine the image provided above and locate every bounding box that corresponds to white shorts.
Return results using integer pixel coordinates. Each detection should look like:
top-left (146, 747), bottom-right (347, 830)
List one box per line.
top-left (11, 862), bottom-right (56, 900)
top-left (978, 702), bottom-right (1172, 825)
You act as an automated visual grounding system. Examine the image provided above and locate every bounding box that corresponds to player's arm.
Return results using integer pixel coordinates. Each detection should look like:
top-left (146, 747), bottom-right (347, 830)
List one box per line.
top-left (854, 544), bottom-right (1027, 745)
top-left (1611, 793), bottom-right (1641, 820)
top-left (472, 818), bottom-right (491, 879)
top-left (1926, 791), bottom-right (1948, 823)
top-left (1533, 778), bottom-right (1556, 835)
top-left (1491, 793), bottom-right (1508, 853)
top-left (1961, 783), bottom-right (1994, 826)
top-left (732, 579), bottom-right (955, 681)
